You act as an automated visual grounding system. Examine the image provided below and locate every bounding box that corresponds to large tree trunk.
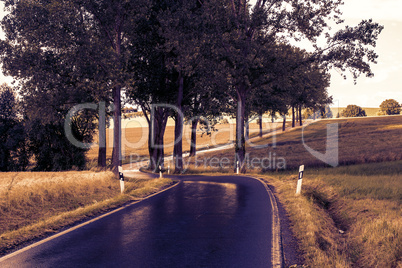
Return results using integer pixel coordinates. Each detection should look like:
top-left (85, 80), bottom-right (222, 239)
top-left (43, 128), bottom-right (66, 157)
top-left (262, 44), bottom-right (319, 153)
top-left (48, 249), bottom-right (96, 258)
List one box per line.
top-left (173, 74), bottom-right (184, 173)
top-left (149, 106), bottom-right (168, 172)
top-left (111, 13), bottom-right (123, 174)
top-left (97, 102), bottom-right (106, 168)
top-left (299, 105), bottom-right (303, 126)
top-left (292, 106), bottom-right (295, 128)
top-left (282, 115), bottom-right (286, 131)
top-left (111, 85), bottom-right (121, 173)
top-left (258, 111), bottom-right (263, 138)
top-left (245, 112), bottom-right (250, 141)
top-left (173, 115), bottom-right (183, 173)
top-left (189, 118), bottom-right (199, 157)
top-left (235, 89), bottom-right (247, 173)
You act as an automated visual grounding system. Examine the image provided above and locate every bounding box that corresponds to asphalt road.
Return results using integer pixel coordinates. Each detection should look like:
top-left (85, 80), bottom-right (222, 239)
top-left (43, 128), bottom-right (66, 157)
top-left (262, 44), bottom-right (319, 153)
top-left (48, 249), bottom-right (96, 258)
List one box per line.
top-left (0, 176), bottom-right (274, 268)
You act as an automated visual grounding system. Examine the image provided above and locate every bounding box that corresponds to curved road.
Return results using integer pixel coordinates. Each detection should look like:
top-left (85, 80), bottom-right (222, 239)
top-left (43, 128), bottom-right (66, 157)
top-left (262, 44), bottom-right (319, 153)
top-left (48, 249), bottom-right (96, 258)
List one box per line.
top-left (0, 176), bottom-right (278, 267)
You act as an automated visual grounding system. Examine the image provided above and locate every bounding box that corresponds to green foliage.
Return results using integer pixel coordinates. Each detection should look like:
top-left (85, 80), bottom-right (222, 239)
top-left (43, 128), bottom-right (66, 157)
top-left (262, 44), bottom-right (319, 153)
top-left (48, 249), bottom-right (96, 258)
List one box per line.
top-left (379, 99), bottom-right (401, 115)
top-left (26, 120), bottom-right (87, 171)
top-left (0, 84), bottom-right (28, 171)
top-left (320, 106), bottom-right (333, 118)
top-left (342, 105), bottom-right (367, 117)
top-left (303, 108), bottom-right (315, 119)
top-left (0, 0), bottom-right (384, 172)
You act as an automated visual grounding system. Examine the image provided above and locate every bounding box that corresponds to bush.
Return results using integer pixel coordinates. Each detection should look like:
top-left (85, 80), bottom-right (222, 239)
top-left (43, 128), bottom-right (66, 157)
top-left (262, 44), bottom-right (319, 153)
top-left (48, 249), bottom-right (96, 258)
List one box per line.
top-left (0, 84), bottom-right (28, 171)
top-left (220, 118), bottom-right (229, 124)
top-left (341, 105), bottom-right (367, 117)
top-left (303, 108), bottom-right (314, 119)
top-left (379, 99), bottom-right (401, 115)
top-left (376, 110), bottom-right (386, 116)
top-left (320, 106), bottom-right (333, 119)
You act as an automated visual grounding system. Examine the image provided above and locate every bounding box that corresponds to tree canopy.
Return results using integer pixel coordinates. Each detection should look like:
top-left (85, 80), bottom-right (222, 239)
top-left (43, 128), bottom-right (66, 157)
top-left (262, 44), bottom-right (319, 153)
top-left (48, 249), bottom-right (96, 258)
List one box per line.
top-left (380, 99), bottom-right (401, 115)
top-left (0, 0), bottom-right (383, 172)
top-left (342, 104), bottom-right (367, 117)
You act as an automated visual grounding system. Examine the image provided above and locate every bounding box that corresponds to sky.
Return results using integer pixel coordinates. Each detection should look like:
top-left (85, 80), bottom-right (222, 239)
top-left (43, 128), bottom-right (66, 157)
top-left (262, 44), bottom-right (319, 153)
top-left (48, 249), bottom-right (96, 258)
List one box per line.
top-left (0, 0), bottom-right (401, 108)
top-left (325, 0), bottom-right (402, 108)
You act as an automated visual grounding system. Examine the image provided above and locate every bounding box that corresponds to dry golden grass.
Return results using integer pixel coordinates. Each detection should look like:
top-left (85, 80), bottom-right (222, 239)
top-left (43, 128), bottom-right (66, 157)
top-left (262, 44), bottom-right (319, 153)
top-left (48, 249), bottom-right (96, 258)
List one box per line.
top-left (181, 116), bottom-right (402, 173)
top-left (260, 161), bottom-right (402, 267)
top-left (86, 121), bottom-right (283, 162)
top-left (0, 171), bottom-right (173, 253)
top-left (179, 116), bottom-right (402, 267)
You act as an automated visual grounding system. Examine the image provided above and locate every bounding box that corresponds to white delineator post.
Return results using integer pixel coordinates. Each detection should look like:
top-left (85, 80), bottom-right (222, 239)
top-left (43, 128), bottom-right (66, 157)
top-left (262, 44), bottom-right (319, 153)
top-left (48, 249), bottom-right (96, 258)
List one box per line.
top-left (296, 165), bottom-right (304, 195)
top-left (236, 161), bottom-right (239, 174)
top-left (168, 162), bottom-right (170, 174)
top-left (159, 165), bottom-right (162, 178)
top-left (118, 166), bottom-right (124, 194)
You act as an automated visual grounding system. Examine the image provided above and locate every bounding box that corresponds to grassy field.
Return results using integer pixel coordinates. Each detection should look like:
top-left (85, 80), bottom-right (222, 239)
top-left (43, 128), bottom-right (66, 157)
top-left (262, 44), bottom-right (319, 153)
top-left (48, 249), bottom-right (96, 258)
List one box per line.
top-left (330, 107), bottom-right (380, 117)
top-left (261, 161), bottom-right (402, 267)
top-left (86, 121), bottom-right (283, 162)
top-left (0, 171), bottom-right (173, 254)
top-left (2, 115), bottom-right (401, 265)
top-left (180, 115), bottom-right (402, 267)
top-left (181, 115), bottom-right (402, 173)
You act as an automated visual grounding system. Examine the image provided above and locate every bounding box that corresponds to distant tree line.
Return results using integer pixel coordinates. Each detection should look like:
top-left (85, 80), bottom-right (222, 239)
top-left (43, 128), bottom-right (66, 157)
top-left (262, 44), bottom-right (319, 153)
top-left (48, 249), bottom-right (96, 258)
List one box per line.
top-left (340, 99), bottom-right (401, 118)
top-left (0, 0), bottom-right (383, 172)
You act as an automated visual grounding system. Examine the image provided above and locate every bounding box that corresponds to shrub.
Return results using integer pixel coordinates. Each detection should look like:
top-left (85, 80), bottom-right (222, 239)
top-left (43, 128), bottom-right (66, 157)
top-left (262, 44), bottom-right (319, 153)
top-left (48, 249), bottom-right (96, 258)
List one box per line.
top-left (303, 108), bottom-right (314, 119)
top-left (379, 99), bottom-right (401, 115)
top-left (320, 106), bottom-right (333, 119)
top-left (341, 105), bottom-right (367, 117)
top-left (220, 118), bottom-right (229, 124)
top-left (376, 110), bottom-right (386, 116)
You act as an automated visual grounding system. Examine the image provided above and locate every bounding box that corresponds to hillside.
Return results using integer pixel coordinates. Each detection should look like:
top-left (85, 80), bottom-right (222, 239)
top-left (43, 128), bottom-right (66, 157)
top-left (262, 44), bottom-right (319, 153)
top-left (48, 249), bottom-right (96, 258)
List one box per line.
top-left (184, 115), bottom-right (402, 172)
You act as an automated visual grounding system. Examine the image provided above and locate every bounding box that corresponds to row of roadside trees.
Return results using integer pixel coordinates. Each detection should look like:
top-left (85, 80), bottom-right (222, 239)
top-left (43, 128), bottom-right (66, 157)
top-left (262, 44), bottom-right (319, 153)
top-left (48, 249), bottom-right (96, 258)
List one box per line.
top-left (0, 0), bottom-right (383, 173)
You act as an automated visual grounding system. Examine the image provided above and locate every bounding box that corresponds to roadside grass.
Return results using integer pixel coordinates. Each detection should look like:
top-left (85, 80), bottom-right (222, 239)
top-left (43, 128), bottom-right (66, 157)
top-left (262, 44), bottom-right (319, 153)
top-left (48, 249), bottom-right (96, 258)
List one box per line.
top-left (0, 171), bottom-right (173, 254)
top-left (260, 161), bottom-right (402, 267)
top-left (180, 116), bottom-right (402, 267)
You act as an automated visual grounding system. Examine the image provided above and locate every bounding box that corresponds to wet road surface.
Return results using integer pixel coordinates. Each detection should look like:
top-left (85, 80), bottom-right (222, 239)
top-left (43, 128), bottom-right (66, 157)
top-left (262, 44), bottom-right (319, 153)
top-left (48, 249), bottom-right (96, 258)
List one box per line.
top-left (1, 176), bottom-right (273, 267)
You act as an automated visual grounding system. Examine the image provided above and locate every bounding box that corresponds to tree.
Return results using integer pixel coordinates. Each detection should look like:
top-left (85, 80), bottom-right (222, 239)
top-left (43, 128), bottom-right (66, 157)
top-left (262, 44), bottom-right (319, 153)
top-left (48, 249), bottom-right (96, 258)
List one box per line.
top-left (320, 106), bottom-right (333, 119)
top-left (205, 0), bottom-right (382, 173)
top-left (0, 84), bottom-right (28, 171)
top-left (342, 105), bottom-right (366, 117)
top-left (127, 0), bottom-right (230, 172)
top-left (185, 73), bottom-right (229, 157)
top-left (380, 99), bottom-right (401, 115)
top-left (126, 0), bottom-right (180, 171)
top-left (0, 0), bottom-right (141, 173)
top-left (19, 72), bottom-right (97, 170)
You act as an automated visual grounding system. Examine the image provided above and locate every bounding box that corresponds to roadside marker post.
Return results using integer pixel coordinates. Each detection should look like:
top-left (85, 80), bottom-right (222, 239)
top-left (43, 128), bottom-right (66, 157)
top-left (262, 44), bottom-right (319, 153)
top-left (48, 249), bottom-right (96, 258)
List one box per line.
top-left (118, 166), bottom-right (125, 194)
top-left (159, 165), bottom-right (162, 178)
top-left (296, 165), bottom-right (304, 195)
top-left (236, 161), bottom-right (239, 174)
top-left (168, 163), bottom-right (170, 174)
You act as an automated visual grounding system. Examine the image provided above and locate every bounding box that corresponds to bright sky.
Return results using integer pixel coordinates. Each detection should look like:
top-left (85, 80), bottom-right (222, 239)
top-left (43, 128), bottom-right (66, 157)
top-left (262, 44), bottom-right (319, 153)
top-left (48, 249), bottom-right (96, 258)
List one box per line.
top-left (0, 1), bottom-right (401, 108)
top-left (327, 0), bottom-right (402, 108)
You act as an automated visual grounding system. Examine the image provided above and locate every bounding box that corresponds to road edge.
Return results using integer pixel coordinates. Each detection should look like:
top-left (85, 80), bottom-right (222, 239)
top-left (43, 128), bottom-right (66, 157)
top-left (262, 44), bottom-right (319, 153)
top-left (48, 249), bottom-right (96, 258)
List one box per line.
top-left (0, 180), bottom-right (182, 263)
top-left (251, 176), bottom-right (283, 268)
